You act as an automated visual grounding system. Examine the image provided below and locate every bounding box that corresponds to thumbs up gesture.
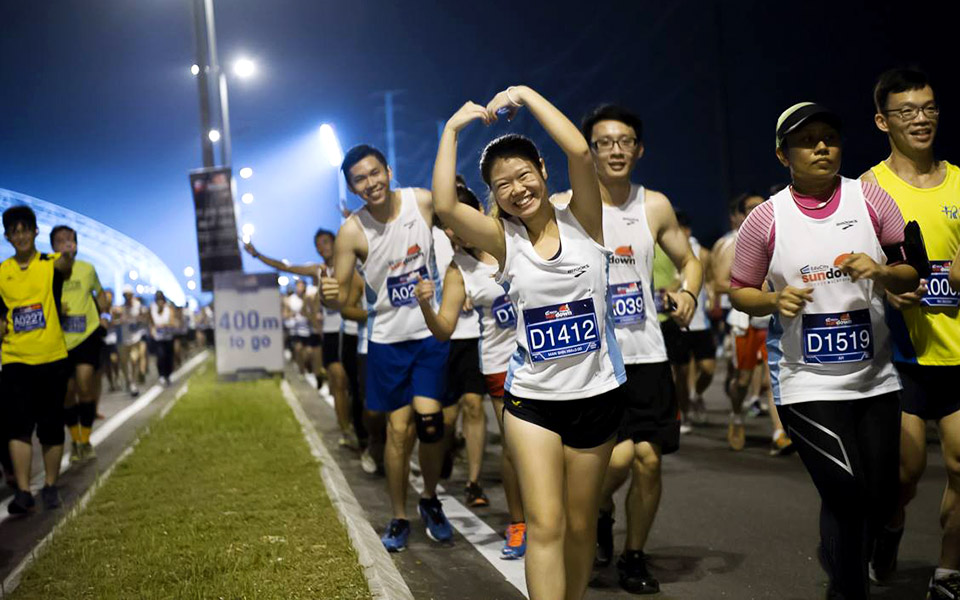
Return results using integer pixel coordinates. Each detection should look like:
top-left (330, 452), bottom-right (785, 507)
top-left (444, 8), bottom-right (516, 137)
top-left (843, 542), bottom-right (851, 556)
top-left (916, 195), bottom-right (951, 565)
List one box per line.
top-left (319, 265), bottom-right (341, 308)
top-left (413, 272), bottom-right (435, 305)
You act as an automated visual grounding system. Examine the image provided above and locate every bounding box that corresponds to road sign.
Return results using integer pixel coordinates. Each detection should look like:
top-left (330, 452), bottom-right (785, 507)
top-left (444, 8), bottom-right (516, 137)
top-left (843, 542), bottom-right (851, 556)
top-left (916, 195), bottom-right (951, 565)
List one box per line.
top-left (213, 271), bottom-right (283, 378)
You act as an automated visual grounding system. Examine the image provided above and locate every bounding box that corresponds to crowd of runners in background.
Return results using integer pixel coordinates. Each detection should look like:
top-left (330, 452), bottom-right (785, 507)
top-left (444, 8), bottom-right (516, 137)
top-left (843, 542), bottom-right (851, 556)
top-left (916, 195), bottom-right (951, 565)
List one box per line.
top-left (3, 65), bottom-right (959, 600)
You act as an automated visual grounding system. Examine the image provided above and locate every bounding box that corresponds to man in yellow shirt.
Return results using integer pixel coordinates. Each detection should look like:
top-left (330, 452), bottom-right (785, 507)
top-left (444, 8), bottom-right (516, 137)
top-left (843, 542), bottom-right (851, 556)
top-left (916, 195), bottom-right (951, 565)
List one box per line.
top-left (862, 68), bottom-right (960, 598)
top-left (51, 225), bottom-right (107, 462)
top-left (0, 206), bottom-right (74, 513)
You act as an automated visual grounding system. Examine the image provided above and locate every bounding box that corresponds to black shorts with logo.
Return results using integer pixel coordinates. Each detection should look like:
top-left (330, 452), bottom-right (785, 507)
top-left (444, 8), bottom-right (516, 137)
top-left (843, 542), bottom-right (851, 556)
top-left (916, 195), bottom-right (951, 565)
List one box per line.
top-left (322, 331), bottom-right (341, 366)
top-left (67, 328), bottom-right (104, 370)
top-left (2, 359), bottom-right (70, 446)
top-left (504, 386), bottom-right (626, 449)
top-left (617, 361), bottom-right (680, 454)
top-left (444, 338), bottom-right (485, 404)
top-left (897, 362), bottom-right (960, 421)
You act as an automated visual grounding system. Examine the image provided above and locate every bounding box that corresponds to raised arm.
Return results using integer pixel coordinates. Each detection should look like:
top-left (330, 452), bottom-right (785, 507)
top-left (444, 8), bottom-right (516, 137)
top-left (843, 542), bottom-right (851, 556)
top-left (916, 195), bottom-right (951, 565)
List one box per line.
top-left (486, 86), bottom-right (602, 242)
top-left (243, 241), bottom-right (319, 278)
top-left (413, 265), bottom-right (465, 341)
top-left (433, 102), bottom-right (505, 264)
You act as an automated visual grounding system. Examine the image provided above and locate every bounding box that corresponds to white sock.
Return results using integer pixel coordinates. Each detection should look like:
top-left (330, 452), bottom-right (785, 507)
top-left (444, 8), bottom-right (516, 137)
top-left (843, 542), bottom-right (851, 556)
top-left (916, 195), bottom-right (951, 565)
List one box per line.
top-left (935, 567), bottom-right (959, 581)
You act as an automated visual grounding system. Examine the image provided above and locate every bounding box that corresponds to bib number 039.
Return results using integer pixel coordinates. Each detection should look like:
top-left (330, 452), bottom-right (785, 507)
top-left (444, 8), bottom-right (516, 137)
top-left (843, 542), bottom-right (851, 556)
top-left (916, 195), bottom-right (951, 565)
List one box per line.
top-left (609, 281), bottom-right (645, 325)
top-left (523, 298), bottom-right (600, 363)
top-left (802, 308), bottom-right (873, 364)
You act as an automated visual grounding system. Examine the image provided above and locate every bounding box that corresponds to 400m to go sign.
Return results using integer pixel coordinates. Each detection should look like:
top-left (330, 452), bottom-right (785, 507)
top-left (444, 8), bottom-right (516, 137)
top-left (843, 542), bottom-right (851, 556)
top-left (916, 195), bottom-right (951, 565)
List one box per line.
top-left (218, 309), bottom-right (280, 351)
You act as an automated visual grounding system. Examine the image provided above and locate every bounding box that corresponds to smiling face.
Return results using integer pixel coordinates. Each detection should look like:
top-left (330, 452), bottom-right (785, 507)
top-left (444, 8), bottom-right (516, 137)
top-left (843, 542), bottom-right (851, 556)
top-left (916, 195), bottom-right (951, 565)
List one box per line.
top-left (589, 119), bottom-right (642, 182)
top-left (777, 120), bottom-right (842, 184)
top-left (488, 156), bottom-right (548, 220)
top-left (314, 233), bottom-right (334, 262)
top-left (877, 85), bottom-right (938, 156)
top-left (346, 155), bottom-right (392, 207)
top-left (4, 222), bottom-right (37, 255)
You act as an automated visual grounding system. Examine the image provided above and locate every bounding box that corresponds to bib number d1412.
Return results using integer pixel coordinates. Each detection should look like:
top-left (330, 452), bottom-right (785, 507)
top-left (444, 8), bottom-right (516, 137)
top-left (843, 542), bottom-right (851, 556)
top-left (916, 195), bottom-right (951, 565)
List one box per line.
top-left (802, 308), bottom-right (873, 364)
top-left (387, 267), bottom-right (429, 308)
top-left (523, 298), bottom-right (600, 363)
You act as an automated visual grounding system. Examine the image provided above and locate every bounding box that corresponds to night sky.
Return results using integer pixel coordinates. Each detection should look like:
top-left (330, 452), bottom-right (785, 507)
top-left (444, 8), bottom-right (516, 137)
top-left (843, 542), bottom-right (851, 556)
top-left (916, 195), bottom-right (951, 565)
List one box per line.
top-left (1, 0), bottom-right (956, 295)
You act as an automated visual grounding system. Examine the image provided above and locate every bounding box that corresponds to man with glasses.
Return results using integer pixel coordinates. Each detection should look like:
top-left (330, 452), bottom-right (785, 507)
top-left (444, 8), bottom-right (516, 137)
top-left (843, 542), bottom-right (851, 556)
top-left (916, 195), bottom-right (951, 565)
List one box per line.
top-left (577, 104), bottom-right (702, 594)
top-left (862, 68), bottom-right (960, 599)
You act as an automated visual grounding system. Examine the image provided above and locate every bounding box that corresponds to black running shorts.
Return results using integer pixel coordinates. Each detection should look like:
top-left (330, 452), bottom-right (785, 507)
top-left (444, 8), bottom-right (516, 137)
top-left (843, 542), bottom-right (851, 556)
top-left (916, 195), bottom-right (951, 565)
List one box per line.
top-left (322, 331), bottom-right (341, 366)
top-left (2, 359), bottom-right (70, 446)
top-left (67, 328), bottom-right (104, 370)
top-left (444, 338), bottom-right (485, 404)
top-left (617, 361), bottom-right (680, 454)
top-left (504, 387), bottom-right (626, 449)
top-left (896, 362), bottom-right (960, 421)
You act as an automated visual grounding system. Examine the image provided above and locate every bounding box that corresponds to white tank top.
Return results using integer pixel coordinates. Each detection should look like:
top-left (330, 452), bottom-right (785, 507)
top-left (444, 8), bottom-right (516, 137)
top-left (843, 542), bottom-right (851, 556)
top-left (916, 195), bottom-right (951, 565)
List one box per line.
top-left (456, 249), bottom-right (517, 375)
top-left (285, 294), bottom-right (310, 337)
top-left (601, 185), bottom-right (668, 364)
top-left (151, 303), bottom-right (174, 341)
top-left (356, 188), bottom-right (438, 344)
top-left (498, 204), bottom-right (625, 400)
top-left (766, 177), bottom-right (900, 405)
top-left (687, 237), bottom-right (710, 332)
top-left (434, 229), bottom-right (481, 340)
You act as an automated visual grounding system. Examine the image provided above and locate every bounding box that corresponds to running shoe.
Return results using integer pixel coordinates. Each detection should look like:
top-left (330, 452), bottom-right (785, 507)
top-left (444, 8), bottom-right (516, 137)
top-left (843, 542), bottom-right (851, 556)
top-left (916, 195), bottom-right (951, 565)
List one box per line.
top-left (727, 415), bottom-right (746, 451)
top-left (129, 384), bottom-right (140, 398)
top-left (746, 397), bottom-right (764, 418)
top-left (679, 420), bottom-right (693, 435)
top-left (691, 397), bottom-right (708, 425)
top-left (359, 448), bottom-right (377, 475)
top-left (78, 442), bottom-right (96, 461)
top-left (338, 431), bottom-right (359, 450)
top-left (501, 522), bottom-right (526, 560)
top-left (869, 525), bottom-right (903, 583)
top-left (418, 496), bottom-right (454, 542)
top-left (40, 485), bottom-right (61, 510)
top-left (769, 430), bottom-right (795, 456)
top-left (595, 509), bottom-right (615, 568)
top-left (69, 441), bottom-right (82, 463)
top-left (465, 481), bottom-right (489, 507)
top-left (930, 574), bottom-right (960, 599)
top-left (381, 518), bottom-right (410, 552)
top-left (8, 489), bottom-right (35, 515)
top-left (617, 550), bottom-right (660, 594)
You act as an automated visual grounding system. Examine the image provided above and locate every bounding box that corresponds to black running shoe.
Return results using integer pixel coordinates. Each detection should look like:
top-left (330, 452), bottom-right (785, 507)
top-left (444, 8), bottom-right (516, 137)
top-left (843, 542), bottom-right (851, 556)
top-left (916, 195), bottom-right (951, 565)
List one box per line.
top-left (40, 485), bottom-right (61, 509)
top-left (869, 525), bottom-right (903, 582)
top-left (8, 489), bottom-right (35, 515)
top-left (595, 509), bottom-right (615, 568)
top-left (617, 550), bottom-right (660, 594)
top-left (464, 481), bottom-right (489, 508)
top-left (930, 574), bottom-right (960, 600)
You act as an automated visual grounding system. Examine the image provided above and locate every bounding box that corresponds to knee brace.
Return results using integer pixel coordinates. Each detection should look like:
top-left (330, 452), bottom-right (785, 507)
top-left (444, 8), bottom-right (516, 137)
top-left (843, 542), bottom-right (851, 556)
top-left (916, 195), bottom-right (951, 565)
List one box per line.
top-left (415, 411), bottom-right (444, 443)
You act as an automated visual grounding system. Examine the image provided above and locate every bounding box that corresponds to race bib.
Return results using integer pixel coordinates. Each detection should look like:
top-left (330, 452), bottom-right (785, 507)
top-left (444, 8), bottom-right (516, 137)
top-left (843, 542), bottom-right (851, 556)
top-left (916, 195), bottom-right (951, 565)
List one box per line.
top-left (523, 298), bottom-right (600, 363)
top-left (386, 267), bottom-right (428, 308)
top-left (922, 261), bottom-right (959, 307)
top-left (63, 315), bottom-right (87, 333)
top-left (609, 282), bottom-right (645, 325)
top-left (802, 308), bottom-right (873, 364)
top-left (492, 294), bottom-right (517, 329)
top-left (12, 304), bottom-right (46, 333)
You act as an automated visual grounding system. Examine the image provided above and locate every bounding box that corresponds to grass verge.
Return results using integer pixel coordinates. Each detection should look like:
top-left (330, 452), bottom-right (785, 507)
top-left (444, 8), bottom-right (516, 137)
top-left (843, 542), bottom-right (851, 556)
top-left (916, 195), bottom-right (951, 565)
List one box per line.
top-left (11, 363), bottom-right (370, 600)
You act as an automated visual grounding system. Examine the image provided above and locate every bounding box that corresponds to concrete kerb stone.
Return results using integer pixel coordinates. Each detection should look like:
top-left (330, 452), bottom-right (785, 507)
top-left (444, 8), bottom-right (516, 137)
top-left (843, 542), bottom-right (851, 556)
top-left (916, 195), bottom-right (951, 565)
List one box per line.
top-left (280, 379), bottom-right (415, 600)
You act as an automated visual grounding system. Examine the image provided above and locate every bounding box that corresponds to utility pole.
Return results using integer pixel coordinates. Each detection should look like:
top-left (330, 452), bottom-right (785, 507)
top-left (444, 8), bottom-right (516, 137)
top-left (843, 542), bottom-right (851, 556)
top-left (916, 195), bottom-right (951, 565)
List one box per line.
top-left (384, 91), bottom-right (397, 182)
top-left (191, 0), bottom-right (214, 168)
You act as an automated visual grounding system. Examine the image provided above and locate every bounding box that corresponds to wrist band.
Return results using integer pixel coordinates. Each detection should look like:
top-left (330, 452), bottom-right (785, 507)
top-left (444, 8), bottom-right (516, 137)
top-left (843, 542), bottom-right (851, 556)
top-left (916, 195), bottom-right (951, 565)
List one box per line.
top-left (680, 289), bottom-right (698, 309)
top-left (506, 86), bottom-right (522, 107)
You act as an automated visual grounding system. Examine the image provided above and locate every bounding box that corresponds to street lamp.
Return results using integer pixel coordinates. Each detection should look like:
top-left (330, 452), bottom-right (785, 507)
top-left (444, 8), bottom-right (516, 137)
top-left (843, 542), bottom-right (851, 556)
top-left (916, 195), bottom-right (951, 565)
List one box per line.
top-left (319, 123), bottom-right (343, 167)
top-left (187, 280), bottom-right (197, 291)
top-left (277, 275), bottom-right (289, 287)
top-left (208, 129), bottom-right (221, 143)
top-left (184, 266), bottom-right (195, 277)
top-left (129, 269), bottom-right (139, 281)
top-left (241, 223), bottom-right (255, 237)
top-left (233, 58), bottom-right (256, 79)
top-left (239, 167), bottom-right (253, 179)
top-left (191, 64), bottom-right (200, 76)
top-left (241, 193), bottom-right (254, 204)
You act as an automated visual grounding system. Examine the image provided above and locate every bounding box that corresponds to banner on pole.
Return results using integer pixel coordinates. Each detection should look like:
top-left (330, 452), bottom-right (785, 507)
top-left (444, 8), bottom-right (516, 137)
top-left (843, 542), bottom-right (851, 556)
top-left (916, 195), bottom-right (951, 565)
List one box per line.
top-left (190, 167), bottom-right (242, 292)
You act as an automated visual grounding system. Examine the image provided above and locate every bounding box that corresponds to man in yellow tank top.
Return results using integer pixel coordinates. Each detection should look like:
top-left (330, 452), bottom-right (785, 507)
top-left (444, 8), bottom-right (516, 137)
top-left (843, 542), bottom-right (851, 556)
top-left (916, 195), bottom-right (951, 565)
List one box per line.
top-left (0, 206), bottom-right (74, 514)
top-left (861, 67), bottom-right (960, 598)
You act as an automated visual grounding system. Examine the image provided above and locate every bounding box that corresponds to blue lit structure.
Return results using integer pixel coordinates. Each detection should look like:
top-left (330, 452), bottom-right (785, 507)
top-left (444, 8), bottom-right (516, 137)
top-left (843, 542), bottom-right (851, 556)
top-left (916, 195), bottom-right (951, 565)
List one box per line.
top-left (0, 188), bottom-right (186, 306)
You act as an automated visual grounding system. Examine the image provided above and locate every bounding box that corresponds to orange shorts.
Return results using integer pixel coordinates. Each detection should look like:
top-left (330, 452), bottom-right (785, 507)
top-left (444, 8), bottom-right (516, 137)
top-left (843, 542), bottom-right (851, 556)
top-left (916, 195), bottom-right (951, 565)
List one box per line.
top-left (484, 372), bottom-right (506, 399)
top-left (734, 327), bottom-right (767, 371)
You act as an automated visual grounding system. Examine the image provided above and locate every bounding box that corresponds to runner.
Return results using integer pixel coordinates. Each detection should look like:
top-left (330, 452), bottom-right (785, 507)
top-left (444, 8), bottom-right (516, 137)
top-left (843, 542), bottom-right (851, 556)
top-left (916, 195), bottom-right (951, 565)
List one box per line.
top-left (319, 144), bottom-right (453, 552)
top-left (285, 279), bottom-right (313, 376)
top-left (149, 291), bottom-right (177, 386)
top-left (100, 288), bottom-right (121, 393)
top-left (414, 181), bottom-right (527, 556)
top-left (50, 225), bottom-right (107, 462)
top-left (0, 205), bottom-right (74, 513)
top-left (576, 104), bottom-right (702, 594)
top-left (117, 285), bottom-right (146, 397)
top-left (730, 102), bottom-right (918, 599)
top-left (432, 87), bottom-right (625, 600)
top-left (861, 68), bottom-right (960, 599)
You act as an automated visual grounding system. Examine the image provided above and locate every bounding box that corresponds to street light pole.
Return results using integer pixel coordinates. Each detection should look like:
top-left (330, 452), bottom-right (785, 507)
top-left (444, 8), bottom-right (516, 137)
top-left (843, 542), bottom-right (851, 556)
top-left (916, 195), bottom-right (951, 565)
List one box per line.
top-left (191, 0), bottom-right (215, 168)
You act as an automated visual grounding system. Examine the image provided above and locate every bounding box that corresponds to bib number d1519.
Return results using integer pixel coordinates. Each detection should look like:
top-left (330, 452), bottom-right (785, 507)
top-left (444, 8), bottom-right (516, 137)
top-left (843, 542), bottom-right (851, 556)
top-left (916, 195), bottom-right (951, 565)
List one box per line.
top-left (802, 308), bottom-right (873, 364)
top-left (492, 294), bottom-right (517, 329)
top-left (922, 261), bottom-right (960, 307)
top-left (523, 298), bottom-right (600, 363)
top-left (387, 267), bottom-right (429, 308)
top-left (609, 281), bottom-right (645, 325)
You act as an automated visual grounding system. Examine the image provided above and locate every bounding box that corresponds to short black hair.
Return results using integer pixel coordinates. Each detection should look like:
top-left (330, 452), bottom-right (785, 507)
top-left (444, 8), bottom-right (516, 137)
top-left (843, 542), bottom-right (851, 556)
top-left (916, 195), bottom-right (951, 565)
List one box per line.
top-left (433, 182), bottom-right (481, 228)
top-left (479, 134), bottom-right (543, 187)
top-left (50, 225), bottom-right (77, 247)
top-left (3, 205), bottom-right (37, 234)
top-left (730, 191), bottom-right (764, 215)
top-left (341, 144), bottom-right (388, 181)
top-left (580, 104), bottom-right (644, 144)
top-left (314, 228), bottom-right (335, 242)
top-left (874, 67), bottom-right (932, 113)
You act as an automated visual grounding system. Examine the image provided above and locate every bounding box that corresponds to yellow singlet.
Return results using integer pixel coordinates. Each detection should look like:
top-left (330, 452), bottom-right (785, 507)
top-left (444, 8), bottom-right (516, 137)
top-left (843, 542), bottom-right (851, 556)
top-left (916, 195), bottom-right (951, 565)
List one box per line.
top-left (0, 252), bottom-right (68, 365)
top-left (872, 160), bottom-right (960, 365)
top-left (61, 260), bottom-right (103, 350)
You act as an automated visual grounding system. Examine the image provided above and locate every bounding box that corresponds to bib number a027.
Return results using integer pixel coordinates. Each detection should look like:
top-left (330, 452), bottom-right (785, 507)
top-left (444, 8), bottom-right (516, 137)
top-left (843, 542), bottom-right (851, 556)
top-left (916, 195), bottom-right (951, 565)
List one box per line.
top-left (922, 261), bottom-right (960, 307)
top-left (387, 267), bottom-right (428, 308)
top-left (492, 294), bottom-right (517, 329)
top-left (12, 303), bottom-right (46, 333)
top-left (802, 308), bottom-right (873, 364)
top-left (609, 281), bottom-right (645, 325)
top-left (523, 298), bottom-right (599, 363)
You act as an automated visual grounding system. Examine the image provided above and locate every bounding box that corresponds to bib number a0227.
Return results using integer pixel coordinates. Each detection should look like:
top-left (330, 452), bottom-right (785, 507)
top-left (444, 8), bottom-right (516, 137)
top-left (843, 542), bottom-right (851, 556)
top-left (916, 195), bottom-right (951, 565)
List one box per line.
top-left (12, 303), bottom-right (46, 333)
top-left (492, 294), bottom-right (517, 329)
top-left (802, 308), bottom-right (873, 364)
top-left (609, 281), bottom-right (645, 325)
top-left (922, 261), bottom-right (959, 307)
top-left (386, 267), bottom-right (428, 308)
top-left (523, 298), bottom-right (599, 363)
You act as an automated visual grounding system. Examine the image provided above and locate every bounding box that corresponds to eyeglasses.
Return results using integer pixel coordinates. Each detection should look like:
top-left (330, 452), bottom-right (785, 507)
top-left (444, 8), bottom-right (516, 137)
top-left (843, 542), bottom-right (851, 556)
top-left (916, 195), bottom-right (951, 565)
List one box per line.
top-left (591, 136), bottom-right (638, 152)
top-left (884, 104), bottom-right (940, 121)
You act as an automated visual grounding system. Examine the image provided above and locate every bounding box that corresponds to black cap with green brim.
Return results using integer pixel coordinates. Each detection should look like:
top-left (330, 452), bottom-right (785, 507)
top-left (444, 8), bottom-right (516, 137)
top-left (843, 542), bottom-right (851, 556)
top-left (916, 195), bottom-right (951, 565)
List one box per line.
top-left (776, 102), bottom-right (843, 149)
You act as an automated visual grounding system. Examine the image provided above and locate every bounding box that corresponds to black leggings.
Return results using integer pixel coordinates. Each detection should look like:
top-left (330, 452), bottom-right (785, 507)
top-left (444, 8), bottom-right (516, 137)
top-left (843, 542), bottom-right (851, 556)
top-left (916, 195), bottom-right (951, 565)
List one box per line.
top-left (156, 340), bottom-right (175, 379)
top-left (779, 393), bottom-right (900, 600)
